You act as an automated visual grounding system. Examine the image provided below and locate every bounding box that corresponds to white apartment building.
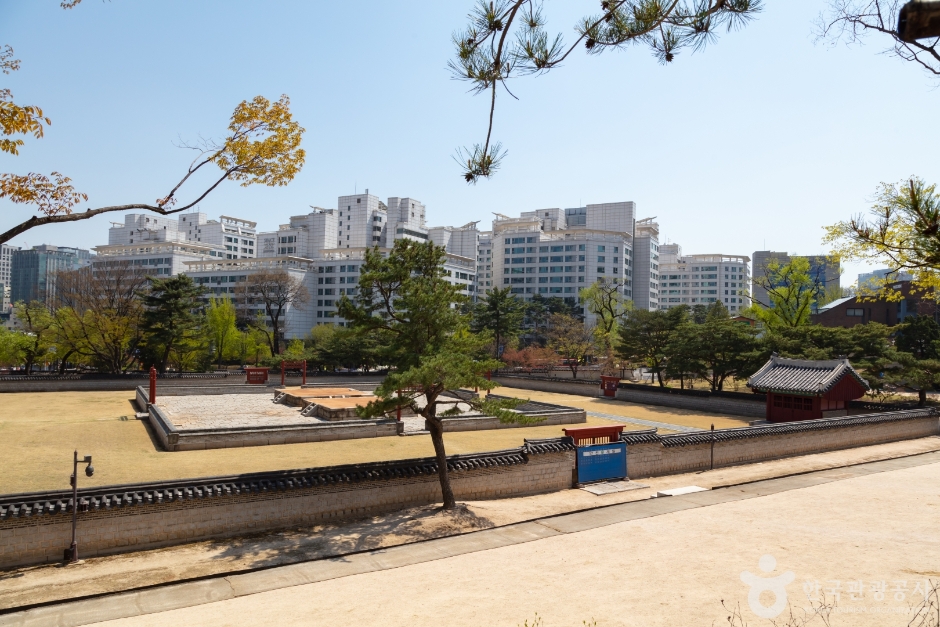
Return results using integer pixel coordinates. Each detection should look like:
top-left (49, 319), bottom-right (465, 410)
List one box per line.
top-left (487, 201), bottom-right (638, 327)
top-left (657, 248), bottom-right (752, 314)
top-left (632, 218), bottom-right (659, 311)
top-left (184, 256), bottom-right (316, 338)
top-left (92, 242), bottom-right (228, 277)
top-left (475, 232), bottom-right (493, 297)
top-left (184, 248), bottom-right (475, 338)
top-left (1, 244), bottom-right (19, 311)
top-left (257, 192), bottom-right (428, 260)
top-left (106, 213), bottom-right (256, 261)
top-left (257, 208), bottom-right (338, 258)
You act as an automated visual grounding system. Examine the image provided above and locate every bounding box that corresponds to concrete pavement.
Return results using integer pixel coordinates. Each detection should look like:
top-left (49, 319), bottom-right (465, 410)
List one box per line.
top-left (4, 449), bottom-right (940, 627)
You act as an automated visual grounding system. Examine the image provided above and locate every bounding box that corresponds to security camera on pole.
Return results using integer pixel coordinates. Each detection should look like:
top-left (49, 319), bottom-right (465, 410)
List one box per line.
top-left (65, 450), bottom-right (94, 564)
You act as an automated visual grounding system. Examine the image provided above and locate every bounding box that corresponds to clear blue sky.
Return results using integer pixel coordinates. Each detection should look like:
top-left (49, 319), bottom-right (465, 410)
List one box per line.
top-left (2, 0), bottom-right (937, 284)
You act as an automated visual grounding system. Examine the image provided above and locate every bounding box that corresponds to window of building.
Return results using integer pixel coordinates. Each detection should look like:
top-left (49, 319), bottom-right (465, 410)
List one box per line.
top-left (846, 308), bottom-right (864, 316)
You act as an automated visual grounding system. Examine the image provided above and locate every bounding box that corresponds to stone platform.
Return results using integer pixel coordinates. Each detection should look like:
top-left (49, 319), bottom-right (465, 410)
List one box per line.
top-left (137, 386), bottom-right (588, 451)
top-left (277, 387), bottom-right (376, 421)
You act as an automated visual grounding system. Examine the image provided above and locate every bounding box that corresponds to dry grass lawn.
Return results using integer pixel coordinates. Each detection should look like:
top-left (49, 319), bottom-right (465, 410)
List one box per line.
top-left (494, 384), bottom-right (752, 430)
top-left (1, 389), bottom-right (643, 494)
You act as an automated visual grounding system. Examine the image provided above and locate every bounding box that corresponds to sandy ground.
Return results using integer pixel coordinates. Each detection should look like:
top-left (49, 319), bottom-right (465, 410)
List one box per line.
top-left (85, 452), bottom-right (940, 627)
top-left (2, 389), bottom-right (655, 494)
top-left (4, 436), bottom-right (938, 611)
top-left (492, 384), bottom-right (752, 430)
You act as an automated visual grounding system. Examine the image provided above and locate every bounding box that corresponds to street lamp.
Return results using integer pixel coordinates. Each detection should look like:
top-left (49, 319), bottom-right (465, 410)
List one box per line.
top-left (65, 450), bottom-right (94, 564)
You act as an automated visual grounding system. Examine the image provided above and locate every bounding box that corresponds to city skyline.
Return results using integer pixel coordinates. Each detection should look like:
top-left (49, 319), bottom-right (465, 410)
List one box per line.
top-left (3, 1), bottom-right (937, 283)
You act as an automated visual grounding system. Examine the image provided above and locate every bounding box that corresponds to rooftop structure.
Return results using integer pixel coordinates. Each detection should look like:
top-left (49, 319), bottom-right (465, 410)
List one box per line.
top-left (748, 354), bottom-right (868, 422)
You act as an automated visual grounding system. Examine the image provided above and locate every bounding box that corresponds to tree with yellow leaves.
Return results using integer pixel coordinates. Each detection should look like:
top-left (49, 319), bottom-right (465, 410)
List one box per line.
top-left (1, 2), bottom-right (305, 245)
top-left (824, 176), bottom-right (940, 301)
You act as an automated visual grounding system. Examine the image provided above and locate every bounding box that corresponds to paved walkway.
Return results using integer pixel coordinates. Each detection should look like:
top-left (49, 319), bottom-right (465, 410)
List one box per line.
top-left (6, 447), bottom-right (939, 627)
top-left (585, 410), bottom-right (702, 432)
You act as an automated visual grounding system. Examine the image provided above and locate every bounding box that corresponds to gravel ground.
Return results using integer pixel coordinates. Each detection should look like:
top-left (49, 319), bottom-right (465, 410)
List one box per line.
top-left (156, 395), bottom-right (324, 430)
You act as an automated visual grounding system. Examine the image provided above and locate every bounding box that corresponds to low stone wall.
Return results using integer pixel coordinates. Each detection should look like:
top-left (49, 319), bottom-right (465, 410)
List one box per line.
top-left (134, 385), bottom-right (273, 411)
top-left (623, 408), bottom-right (940, 478)
top-left (615, 385), bottom-right (766, 418)
top-left (0, 439), bottom-right (576, 568)
top-left (146, 402), bottom-right (402, 451)
top-left (0, 374), bottom-right (385, 394)
top-left (1, 409), bottom-right (936, 569)
top-left (494, 375), bottom-right (767, 418)
top-left (494, 375), bottom-right (603, 398)
top-left (438, 395), bottom-right (586, 432)
top-left (438, 411), bottom-right (585, 432)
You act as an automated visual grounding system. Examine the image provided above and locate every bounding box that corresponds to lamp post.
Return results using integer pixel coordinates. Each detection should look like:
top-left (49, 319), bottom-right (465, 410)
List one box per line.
top-left (65, 450), bottom-right (94, 563)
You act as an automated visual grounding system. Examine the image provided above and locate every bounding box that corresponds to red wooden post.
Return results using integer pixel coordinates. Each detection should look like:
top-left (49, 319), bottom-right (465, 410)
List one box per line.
top-left (396, 389), bottom-right (401, 421)
top-left (302, 360), bottom-right (307, 386)
top-left (148, 366), bottom-right (156, 404)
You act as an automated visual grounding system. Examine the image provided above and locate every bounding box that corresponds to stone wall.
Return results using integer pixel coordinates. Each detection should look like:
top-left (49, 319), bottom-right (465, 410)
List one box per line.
top-left (615, 386), bottom-right (766, 418)
top-left (0, 440), bottom-right (575, 569)
top-left (2, 409), bottom-right (935, 569)
top-left (623, 409), bottom-right (939, 478)
top-left (494, 375), bottom-right (767, 418)
top-left (438, 410), bottom-right (586, 432)
top-left (0, 374), bottom-right (385, 394)
top-left (146, 401), bottom-right (402, 452)
top-left (494, 376), bottom-right (604, 398)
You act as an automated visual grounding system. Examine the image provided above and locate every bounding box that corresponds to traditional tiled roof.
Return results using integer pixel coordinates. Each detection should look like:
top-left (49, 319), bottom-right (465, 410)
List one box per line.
top-left (747, 353), bottom-right (869, 396)
top-left (523, 437), bottom-right (576, 454)
top-left (619, 428), bottom-right (662, 445)
top-left (0, 440), bottom-right (574, 521)
top-left (659, 408), bottom-right (935, 447)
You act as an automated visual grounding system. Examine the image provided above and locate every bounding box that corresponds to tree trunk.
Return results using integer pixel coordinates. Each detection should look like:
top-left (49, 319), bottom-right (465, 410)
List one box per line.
top-left (656, 368), bottom-right (664, 387)
top-left (160, 345), bottom-right (172, 374)
top-left (425, 415), bottom-right (456, 509)
top-left (919, 388), bottom-right (927, 407)
top-left (57, 350), bottom-right (75, 374)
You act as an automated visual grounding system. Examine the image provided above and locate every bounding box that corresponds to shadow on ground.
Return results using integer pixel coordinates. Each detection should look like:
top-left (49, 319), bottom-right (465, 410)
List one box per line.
top-left (204, 503), bottom-right (495, 570)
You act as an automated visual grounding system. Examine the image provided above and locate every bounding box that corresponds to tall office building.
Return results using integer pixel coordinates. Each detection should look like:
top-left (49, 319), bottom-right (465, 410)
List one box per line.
top-left (632, 218), bottom-right (660, 311)
top-left (205, 192), bottom-right (476, 337)
top-left (10, 245), bottom-right (93, 306)
top-left (0, 244), bottom-right (19, 311)
top-left (484, 201), bottom-right (639, 327)
top-left (658, 252), bottom-right (751, 314)
top-left (107, 213), bottom-right (257, 259)
top-left (751, 251), bottom-right (840, 307)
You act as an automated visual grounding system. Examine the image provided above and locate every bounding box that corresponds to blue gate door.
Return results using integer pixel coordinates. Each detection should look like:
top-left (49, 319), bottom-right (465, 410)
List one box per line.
top-left (576, 442), bottom-right (627, 483)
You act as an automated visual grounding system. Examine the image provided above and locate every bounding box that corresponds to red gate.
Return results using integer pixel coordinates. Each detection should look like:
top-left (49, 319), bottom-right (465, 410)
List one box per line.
top-left (280, 360), bottom-right (307, 386)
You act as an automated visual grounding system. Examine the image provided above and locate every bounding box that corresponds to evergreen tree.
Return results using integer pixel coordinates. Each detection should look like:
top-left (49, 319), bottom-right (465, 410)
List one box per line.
top-left (668, 303), bottom-right (761, 391)
top-left (140, 275), bottom-right (205, 373)
top-left (616, 307), bottom-right (688, 386)
top-left (471, 287), bottom-right (526, 359)
top-left (339, 240), bottom-right (524, 509)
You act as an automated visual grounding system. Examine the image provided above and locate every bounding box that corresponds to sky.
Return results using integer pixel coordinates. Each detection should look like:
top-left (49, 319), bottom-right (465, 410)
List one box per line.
top-left (2, 0), bottom-right (938, 285)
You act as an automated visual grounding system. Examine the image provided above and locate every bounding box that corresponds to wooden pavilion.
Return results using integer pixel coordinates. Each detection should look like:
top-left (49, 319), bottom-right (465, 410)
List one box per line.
top-left (747, 354), bottom-right (869, 423)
